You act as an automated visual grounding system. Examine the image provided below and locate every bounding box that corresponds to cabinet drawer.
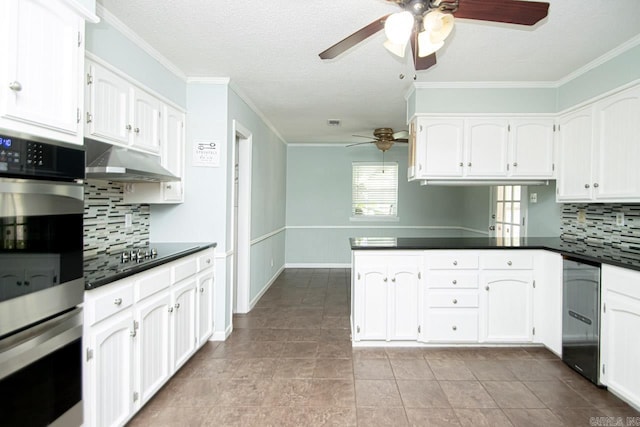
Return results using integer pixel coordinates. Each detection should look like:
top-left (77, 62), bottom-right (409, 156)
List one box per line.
top-left (427, 291), bottom-right (479, 308)
top-left (135, 266), bottom-right (171, 301)
top-left (482, 253), bottom-right (533, 270)
top-left (86, 283), bottom-right (134, 325)
top-left (197, 251), bottom-right (214, 272)
top-left (424, 309), bottom-right (479, 342)
top-left (427, 252), bottom-right (478, 270)
top-left (427, 272), bottom-right (478, 289)
top-left (173, 257), bottom-right (198, 282)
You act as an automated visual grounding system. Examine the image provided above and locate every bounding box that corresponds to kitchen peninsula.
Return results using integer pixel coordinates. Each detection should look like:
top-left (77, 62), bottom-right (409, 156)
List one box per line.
top-left (350, 236), bottom-right (640, 409)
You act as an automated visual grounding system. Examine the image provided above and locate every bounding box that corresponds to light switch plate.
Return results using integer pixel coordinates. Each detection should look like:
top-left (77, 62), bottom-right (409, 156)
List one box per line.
top-left (529, 193), bottom-right (537, 203)
top-left (616, 212), bottom-right (625, 226)
top-left (125, 213), bottom-right (133, 228)
top-left (577, 209), bottom-right (587, 224)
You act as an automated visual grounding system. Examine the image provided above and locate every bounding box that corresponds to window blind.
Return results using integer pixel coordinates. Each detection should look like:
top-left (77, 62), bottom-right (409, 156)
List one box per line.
top-left (352, 162), bottom-right (398, 217)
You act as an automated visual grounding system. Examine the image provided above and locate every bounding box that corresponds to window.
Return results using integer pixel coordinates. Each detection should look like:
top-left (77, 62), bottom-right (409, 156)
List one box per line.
top-left (352, 162), bottom-right (398, 219)
top-left (492, 185), bottom-right (527, 239)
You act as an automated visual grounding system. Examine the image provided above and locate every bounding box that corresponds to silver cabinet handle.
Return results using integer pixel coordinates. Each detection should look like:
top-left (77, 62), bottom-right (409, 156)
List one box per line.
top-left (9, 81), bottom-right (22, 92)
top-left (452, 280), bottom-right (457, 285)
top-left (459, 162), bottom-right (463, 167)
top-left (200, 287), bottom-right (204, 293)
top-left (585, 184), bottom-right (590, 188)
top-left (134, 127), bottom-right (140, 134)
top-left (175, 303), bottom-right (180, 309)
top-left (513, 162), bottom-right (518, 167)
top-left (452, 326), bottom-right (457, 331)
top-left (130, 329), bottom-right (136, 337)
top-left (168, 307), bottom-right (174, 313)
top-left (485, 286), bottom-right (490, 291)
top-left (453, 260), bottom-right (458, 266)
top-left (114, 298), bottom-right (122, 306)
top-left (467, 162), bottom-right (472, 167)
top-left (126, 124), bottom-right (132, 131)
top-left (453, 299), bottom-right (458, 304)
top-left (384, 277), bottom-right (388, 282)
top-left (507, 261), bottom-right (512, 266)
top-left (594, 183), bottom-right (599, 188)
top-left (391, 278), bottom-right (396, 283)
top-left (207, 259), bottom-right (211, 264)
top-left (166, 184), bottom-right (172, 189)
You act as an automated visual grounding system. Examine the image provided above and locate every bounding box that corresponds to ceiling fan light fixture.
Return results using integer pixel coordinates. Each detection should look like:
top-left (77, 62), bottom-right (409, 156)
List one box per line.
top-left (384, 11), bottom-right (414, 45)
top-left (417, 31), bottom-right (444, 57)
top-left (383, 39), bottom-right (407, 58)
top-left (423, 10), bottom-right (454, 44)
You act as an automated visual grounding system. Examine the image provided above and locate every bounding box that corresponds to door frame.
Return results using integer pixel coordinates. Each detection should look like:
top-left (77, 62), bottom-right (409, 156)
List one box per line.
top-left (489, 185), bottom-right (528, 238)
top-left (231, 120), bottom-right (252, 314)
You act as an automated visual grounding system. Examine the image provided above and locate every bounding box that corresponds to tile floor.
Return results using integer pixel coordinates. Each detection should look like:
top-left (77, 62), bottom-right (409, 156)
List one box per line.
top-left (129, 269), bottom-right (639, 426)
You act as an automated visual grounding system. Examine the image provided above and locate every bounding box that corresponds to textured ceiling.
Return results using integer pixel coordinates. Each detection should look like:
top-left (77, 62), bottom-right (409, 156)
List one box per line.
top-left (98, 0), bottom-right (640, 144)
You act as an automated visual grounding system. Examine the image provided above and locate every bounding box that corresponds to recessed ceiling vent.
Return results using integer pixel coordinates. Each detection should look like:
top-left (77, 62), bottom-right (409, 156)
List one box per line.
top-left (327, 119), bottom-right (341, 127)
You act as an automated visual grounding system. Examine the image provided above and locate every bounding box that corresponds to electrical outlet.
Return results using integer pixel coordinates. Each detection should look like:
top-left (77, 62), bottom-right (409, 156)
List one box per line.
top-left (270, 258), bottom-right (274, 267)
top-left (616, 212), bottom-right (625, 226)
top-left (125, 213), bottom-right (133, 229)
top-left (529, 193), bottom-right (537, 203)
top-left (577, 209), bottom-right (587, 224)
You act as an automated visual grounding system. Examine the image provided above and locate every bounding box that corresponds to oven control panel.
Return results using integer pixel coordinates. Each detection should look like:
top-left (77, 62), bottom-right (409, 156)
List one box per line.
top-left (0, 134), bottom-right (84, 181)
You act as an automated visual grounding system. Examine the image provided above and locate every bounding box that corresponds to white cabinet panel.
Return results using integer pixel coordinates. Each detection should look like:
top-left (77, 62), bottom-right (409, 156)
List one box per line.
top-left (197, 270), bottom-right (215, 345)
top-left (556, 106), bottom-right (594, 201)
top-left (389, 261), bottom-right (420, 340)
top-left (424, 309), bottom-right (479, 342)
top-left (171, 278), bottom-right (197, 370)
top-left (509, 119), bottom-right (555, 178)
top-left (131, 89), bottom-right (161, 153)
top-left (86, 62), bottom-right (130, 144)
top-left (354, 265), bottom-right (388, 341)
top-left (465, 119), bottom-right (509, 177)
top-left (480, 272), bottom-right (533, 342)
top-left (0, 0), bottom-right (83, 144)
top-left (416, 118), bottom-right (464, 178)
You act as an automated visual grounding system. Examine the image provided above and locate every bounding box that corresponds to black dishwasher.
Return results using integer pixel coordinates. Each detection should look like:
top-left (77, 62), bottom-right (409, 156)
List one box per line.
top-left (562, 256), bottom-right (602, 385)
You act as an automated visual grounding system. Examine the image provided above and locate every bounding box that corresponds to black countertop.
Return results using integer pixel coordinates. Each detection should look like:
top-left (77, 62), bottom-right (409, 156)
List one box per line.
top-left (84, 242), bottom-right (216, 290)
top-left (350, 237), bottom-right (640, 272)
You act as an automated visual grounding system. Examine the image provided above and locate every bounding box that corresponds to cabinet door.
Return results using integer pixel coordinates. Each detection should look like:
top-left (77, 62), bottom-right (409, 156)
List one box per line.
top-left (1, 0), bottom-right (82, 140)
top-left (197, 270), bottom-right (215, 345)
top-left (353, 262), bottom-right (388, 341)
top-left (85, 312), bottom-right (134, 427)
top-left (86, 61), bottom-right (130, 145)
top-left (131, 89), bottom-right (161, 153)
top-left (509, 119), bottom-right (555, 178)
top-left (465, 119), bottom-right (509, 177)
top-left (480, 272), bottom-right (533, 342)
top-left (388, 259), bottom-right (420, 340)
top-left (1, 270), bottom-right (25, 299)
top-left (162, 105), bottom-right (185, 201)
top-left (171, 278), bottom-right (197, 370)
top-left (556, 106), bottom-right (594, 201)
top-left (135, 292), bottom-right (171, 406)
top-left (417, 118), bottom-right (464, 177)
top-left (593, 86), bottom-right (640, 201)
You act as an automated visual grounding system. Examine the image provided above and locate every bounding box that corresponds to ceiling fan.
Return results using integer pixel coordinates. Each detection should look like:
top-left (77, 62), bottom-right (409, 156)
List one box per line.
top-left (319, 0), bottom-right (550, 71)
top-left (347, 128), bottom-right (409, 152)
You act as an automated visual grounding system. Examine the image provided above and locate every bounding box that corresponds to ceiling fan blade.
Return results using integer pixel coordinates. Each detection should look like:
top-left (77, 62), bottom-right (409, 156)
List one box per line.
top-left (319, 14), bottom-right (391, 60)
top-left (352, 134), bottom-right (376, 140)
top-left (393, 130), bottom-right (409, 139)
top-left (346, 141), bottom-right (374, 148)
top-left (394, 138), bottom-right (409, 143)
top-left (453, 0), bottom-right (549, 26)
top-left (410, 31), bottom-right (437, 71)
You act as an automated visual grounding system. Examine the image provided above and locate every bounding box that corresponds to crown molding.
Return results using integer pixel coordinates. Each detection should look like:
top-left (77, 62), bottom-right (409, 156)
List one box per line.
top-left (556, 33), bottom-right (640, 86)
top-left (186, 77), bottom-right (231, 85)
top-left (96, 4), bottom-right (187, 81)
top-left (413, 81), bottom-right (557, 89)
top-left (228, 81), bottom-right (288, 145)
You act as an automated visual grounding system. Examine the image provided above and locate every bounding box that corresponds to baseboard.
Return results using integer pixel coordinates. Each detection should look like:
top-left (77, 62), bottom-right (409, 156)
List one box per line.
top-left (248, 265), bottom-right (285, 310)
top-left (285, 263), bottom-right (351, 269)
top-left (210, 324), bottom-right (233, 341)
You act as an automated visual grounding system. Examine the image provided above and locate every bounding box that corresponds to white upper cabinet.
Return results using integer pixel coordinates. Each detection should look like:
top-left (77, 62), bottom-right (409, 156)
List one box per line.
top-left (0, 0), bottom-right (84, 145)
top-left (509, 118), bottom-right (555, 178)
top-left (85, 62), bottom-right (130, 145)
top-left (556, 105), bottom-right (594, 201)
top-left (130, 88), bottom-right (161, 153)
top-left (557, 84), bottom-right (640, 202)
top-left (592, 86), bottom-right (640, 201)
top-left (410, 115), bottom-right (554, 182)
top-left (465, 119), bottom-right (509, 177)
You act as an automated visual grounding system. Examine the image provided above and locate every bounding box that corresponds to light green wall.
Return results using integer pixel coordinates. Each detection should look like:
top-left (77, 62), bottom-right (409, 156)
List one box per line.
top-left (526, 182), bottom-right (562, 237)
top-left (227, 89), bottom-right (287, 302)
top-left (85, 19), bottom-right (186, 107)
top-left (285, 145), bottom-right (474, 265)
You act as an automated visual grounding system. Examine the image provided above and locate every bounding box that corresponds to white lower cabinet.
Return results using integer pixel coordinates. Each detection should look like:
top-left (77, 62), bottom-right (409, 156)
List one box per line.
top-left (352, 252), bottom-right (421, 341)
top-left (600, 265), bottom-right (640, 409)
top-left (84, 249), bottom-right (215, 427)
top-left (480, 272), bottom-right (534, 342)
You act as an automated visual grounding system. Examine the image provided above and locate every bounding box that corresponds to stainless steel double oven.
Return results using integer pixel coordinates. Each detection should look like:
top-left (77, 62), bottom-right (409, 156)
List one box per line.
top-left (0, 131), bottom-right (85, 426)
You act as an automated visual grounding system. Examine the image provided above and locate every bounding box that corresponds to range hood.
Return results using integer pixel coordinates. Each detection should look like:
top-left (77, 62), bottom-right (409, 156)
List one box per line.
top-left (420, 180), bottom-right (550, 186)
top-left (85, 140), bottom-right (179, 183)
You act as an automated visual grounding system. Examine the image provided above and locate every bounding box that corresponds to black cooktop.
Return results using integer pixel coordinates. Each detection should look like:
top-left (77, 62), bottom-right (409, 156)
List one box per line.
top-left (84, 242), bottom-right (216, 290)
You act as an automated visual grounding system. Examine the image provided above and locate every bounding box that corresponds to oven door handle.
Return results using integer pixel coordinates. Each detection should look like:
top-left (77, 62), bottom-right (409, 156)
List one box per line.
top-left (0, 307), bottom-right (83, 381)
top-left (0, 179), bottom-right (84, 202)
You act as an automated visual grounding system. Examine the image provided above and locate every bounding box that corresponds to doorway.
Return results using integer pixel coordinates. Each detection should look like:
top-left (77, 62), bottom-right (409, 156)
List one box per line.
top-left (490, 185), bottom-right (528, 240)
top-left (232, 121), bottom-right (252, 314)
